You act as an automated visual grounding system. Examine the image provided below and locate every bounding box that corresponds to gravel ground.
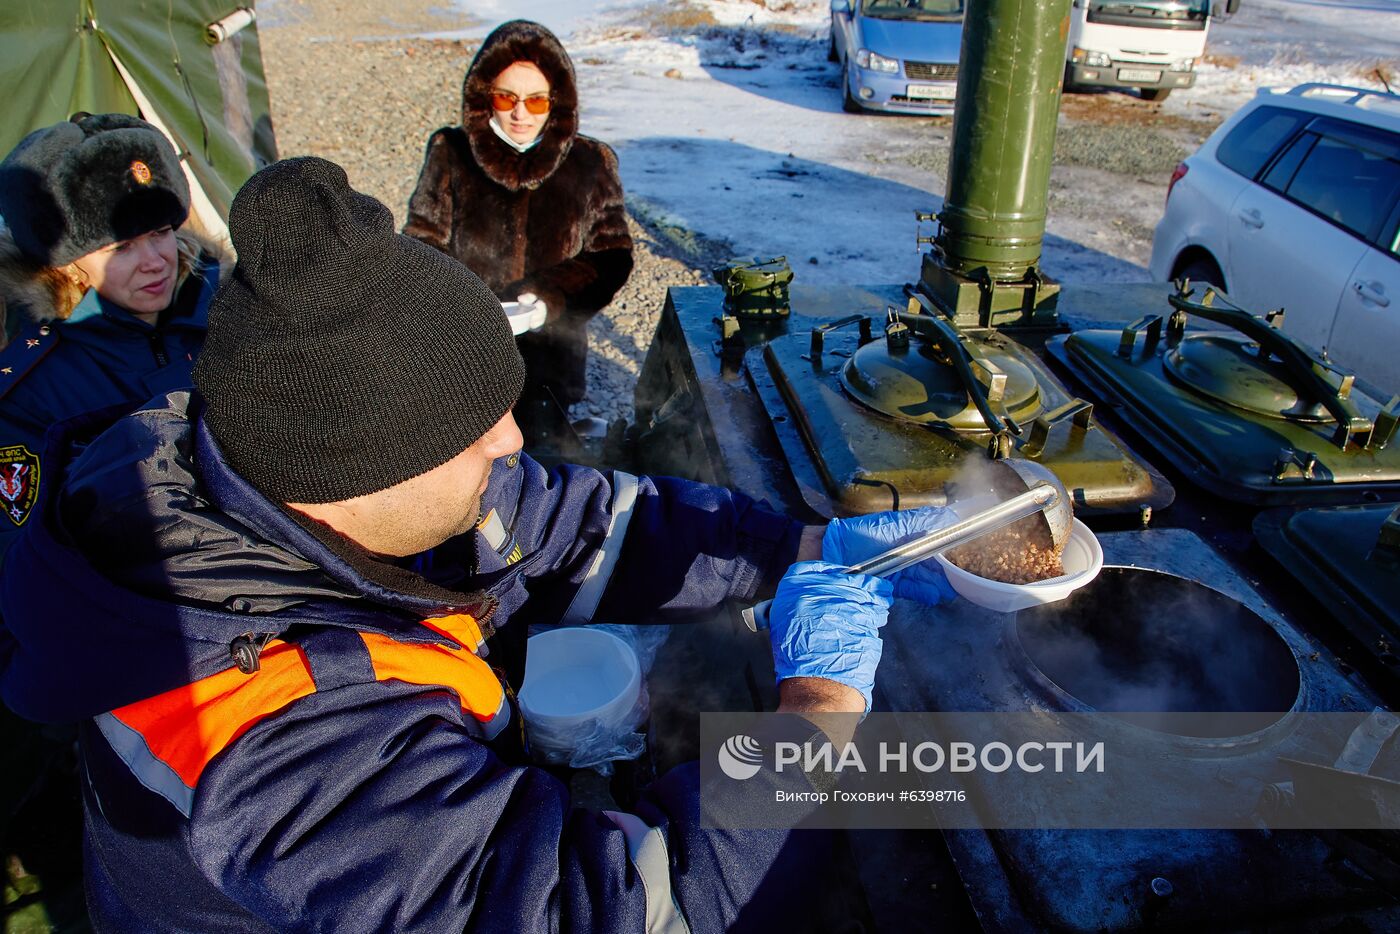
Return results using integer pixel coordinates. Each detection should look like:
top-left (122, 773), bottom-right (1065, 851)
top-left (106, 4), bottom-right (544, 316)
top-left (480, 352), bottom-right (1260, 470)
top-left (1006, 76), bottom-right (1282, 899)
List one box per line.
top-left (257, 0), bottom-right (1223, 421)
top-left (893, 94), bottom-right (1215, 270)
top-left (259, 0), bottom-right (714, 426)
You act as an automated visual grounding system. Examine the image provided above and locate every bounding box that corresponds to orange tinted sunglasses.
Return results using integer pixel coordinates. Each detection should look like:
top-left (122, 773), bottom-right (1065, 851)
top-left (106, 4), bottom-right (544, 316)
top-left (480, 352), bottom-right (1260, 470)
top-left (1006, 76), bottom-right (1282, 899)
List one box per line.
top-left (490, 90), bottom-right (552, 115)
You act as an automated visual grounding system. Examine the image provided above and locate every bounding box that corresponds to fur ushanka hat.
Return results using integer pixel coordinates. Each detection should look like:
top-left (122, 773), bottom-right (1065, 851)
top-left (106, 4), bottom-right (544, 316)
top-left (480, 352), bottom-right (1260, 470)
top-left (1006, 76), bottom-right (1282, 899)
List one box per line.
top-left (0, 113), bottom-right (190, 267)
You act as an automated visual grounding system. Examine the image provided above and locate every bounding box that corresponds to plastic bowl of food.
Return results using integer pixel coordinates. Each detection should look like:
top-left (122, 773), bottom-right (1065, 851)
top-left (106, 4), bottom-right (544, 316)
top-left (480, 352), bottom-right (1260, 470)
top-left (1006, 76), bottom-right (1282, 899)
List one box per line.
top-left (933, 518), bottom-right (1103, 613)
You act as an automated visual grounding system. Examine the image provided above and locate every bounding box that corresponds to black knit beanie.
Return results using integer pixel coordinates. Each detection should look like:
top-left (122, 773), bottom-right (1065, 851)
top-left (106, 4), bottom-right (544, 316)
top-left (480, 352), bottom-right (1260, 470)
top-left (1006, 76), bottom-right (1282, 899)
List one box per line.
top-left (192, 156), bottom-right (525, 504)
top-left (0, 113), bottom-right (190, 267)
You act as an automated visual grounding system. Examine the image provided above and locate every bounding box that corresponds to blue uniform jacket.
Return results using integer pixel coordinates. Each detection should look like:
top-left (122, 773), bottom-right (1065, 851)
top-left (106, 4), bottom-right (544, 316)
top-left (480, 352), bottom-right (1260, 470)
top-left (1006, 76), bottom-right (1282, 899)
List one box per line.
top-left (0, 260), bottom-right (216, 557)
top-left (0, 391), bottom-right (837, 933)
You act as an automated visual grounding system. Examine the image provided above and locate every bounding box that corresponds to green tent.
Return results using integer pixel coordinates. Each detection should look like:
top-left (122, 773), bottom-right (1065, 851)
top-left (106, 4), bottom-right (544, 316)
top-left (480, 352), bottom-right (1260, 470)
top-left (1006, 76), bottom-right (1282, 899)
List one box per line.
top-left (0, 0), bottom-right (278, 247)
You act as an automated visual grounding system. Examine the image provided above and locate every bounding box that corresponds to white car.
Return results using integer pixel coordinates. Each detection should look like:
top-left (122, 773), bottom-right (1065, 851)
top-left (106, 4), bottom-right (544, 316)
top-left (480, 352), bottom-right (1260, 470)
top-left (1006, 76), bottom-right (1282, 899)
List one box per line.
top-left (1149, 84), bottom-right (1400, 393)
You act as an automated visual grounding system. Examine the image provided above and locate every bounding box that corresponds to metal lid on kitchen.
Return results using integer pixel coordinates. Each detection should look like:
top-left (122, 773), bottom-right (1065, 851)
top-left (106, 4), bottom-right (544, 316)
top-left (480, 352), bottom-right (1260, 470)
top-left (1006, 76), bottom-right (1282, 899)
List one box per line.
top-left (1255, 503), bottom-right (1400, 677)
top-left (748, 293), bottom-right (1173, 518)
top-left (1049, 283), bottom-right (1400, 504)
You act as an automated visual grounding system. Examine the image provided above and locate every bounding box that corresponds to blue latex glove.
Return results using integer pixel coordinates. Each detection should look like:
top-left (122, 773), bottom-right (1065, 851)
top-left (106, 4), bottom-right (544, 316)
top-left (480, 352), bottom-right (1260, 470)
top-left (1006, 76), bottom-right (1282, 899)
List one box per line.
top-left (822, 507), bottom-right (959, 606)
top-left (768, 561), bottom-right (895, 713)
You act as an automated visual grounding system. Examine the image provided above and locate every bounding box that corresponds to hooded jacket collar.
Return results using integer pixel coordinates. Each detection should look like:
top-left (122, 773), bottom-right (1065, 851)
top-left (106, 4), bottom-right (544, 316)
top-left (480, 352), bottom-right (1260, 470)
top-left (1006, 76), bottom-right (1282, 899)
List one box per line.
top-left (462, 20), bottom-right (579, 192)
top-left (0, 391), bottom-right (492, 723)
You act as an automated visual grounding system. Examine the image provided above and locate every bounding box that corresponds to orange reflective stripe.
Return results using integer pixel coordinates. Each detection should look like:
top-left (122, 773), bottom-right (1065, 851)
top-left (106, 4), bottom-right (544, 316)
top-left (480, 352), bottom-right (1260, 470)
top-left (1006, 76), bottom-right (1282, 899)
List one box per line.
top-left (110, 639), bottom-right (317, 788)
top-left (420, 613), bottom-right (485, 653)
top-left (108, 631), bottom-right (507, 800)
top-left (359, 631), bottom-right (504, 724)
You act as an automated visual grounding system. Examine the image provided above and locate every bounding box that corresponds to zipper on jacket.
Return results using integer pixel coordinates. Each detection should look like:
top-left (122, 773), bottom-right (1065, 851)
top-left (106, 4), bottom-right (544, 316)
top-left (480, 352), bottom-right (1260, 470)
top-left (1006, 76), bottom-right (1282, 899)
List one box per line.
top-left (149, 330), bottom-right (169, 367)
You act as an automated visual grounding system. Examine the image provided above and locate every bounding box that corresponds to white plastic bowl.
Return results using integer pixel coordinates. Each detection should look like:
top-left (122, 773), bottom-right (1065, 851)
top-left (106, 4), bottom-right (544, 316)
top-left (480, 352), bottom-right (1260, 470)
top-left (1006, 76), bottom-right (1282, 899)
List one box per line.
top-left (500, 300), bottom-right (547, 335)
top-left (518, 627), bottom-right (641, 758)
top-left (933, 517), bottom-right (1103, 613)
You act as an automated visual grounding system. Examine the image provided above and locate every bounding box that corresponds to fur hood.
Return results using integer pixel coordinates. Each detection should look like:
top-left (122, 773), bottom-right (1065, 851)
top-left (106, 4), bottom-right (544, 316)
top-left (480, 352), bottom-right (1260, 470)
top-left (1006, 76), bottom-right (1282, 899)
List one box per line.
top-left (0, 226), bottom-right (67, 328)
top-left (461, 20), bottom-right (579, 192)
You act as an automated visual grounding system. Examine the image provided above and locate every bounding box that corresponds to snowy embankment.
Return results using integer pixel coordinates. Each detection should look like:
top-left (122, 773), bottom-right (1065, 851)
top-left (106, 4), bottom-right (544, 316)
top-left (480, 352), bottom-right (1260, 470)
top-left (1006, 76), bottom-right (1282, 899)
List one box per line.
top-left (260, 0), bottom-right (1398, 421)
top-left (567, 0), bottom-right (1397, 287)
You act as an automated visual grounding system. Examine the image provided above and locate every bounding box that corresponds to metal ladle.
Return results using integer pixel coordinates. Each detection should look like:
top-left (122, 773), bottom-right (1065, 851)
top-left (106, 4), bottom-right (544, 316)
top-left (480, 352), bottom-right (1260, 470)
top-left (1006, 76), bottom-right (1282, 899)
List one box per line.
top-left (742, 459), bottom-right (1072, 631)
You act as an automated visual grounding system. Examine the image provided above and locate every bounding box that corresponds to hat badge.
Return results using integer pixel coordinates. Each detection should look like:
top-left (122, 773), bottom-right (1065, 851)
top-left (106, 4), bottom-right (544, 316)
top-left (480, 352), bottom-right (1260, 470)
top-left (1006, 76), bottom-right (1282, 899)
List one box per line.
top-left (130, 160), bottom-right (153, 185)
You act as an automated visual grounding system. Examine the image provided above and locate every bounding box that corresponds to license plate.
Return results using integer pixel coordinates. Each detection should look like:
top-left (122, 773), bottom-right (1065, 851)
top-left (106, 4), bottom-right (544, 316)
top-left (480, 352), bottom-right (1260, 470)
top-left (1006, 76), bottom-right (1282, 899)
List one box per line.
top-left (907, 84), bottom-right (956, 100)
top-left (1117, 68), bottom-right (1163, 83)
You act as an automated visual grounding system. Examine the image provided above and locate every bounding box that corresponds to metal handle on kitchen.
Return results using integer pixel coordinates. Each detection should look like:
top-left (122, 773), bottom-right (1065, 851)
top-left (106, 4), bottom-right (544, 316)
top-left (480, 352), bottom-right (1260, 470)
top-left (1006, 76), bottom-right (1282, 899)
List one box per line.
top-left (741, 483), bottom-right (1060, 632)
top-left (1166, 288), bottom-right (1376, 449)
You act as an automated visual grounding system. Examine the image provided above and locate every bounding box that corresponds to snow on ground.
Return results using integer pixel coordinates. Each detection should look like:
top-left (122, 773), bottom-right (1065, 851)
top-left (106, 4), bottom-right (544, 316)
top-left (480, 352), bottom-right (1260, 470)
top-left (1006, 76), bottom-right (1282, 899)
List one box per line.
top-left (555, 0), bottom-right (1397, 287)
top-left (254, 0), bottom-right (1397, 419)
top-left (574, 17), bottom-right (969, 284)
top-left (1208, 0), bottom-right (1400, 69)
top-left (567, 1), bottom-right (1146, 284)
top-left (1171, 0), bottom-right (1400, 121)
top-left (267, 0), bottom-right (1399, 288)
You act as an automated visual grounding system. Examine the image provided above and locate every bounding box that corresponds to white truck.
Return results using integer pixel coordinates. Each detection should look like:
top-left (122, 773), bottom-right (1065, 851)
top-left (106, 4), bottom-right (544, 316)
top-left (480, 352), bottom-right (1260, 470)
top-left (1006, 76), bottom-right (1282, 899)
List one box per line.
top-left (1065, 0), bottom-right (1239, 101)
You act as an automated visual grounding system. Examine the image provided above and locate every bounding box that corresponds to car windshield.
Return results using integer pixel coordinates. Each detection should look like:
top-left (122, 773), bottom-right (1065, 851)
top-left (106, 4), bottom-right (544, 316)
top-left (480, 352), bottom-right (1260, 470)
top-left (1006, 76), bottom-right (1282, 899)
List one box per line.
top-left (861, 0), bottom-right (966, 21)
top-left (1088, 0), bottom-right (1209, 25)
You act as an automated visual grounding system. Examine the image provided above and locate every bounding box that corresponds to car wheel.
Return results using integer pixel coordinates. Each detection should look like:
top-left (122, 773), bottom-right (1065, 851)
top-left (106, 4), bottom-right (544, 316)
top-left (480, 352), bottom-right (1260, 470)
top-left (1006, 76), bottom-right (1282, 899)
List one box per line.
top-left (842, 68), bottom-right (863, 114)
top-left (1141, 87), bottom-right (1172, 103)
top-left (1174, 254), bottom-right (1226, 292)
top-left (828, 31), bottom-right (839, 63)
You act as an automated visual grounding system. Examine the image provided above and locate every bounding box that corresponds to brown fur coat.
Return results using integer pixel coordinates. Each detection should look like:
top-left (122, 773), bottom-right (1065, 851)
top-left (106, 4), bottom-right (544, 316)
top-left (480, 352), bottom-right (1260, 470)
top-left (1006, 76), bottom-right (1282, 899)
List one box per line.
top-left (404, 20), bottom-right (633, 407)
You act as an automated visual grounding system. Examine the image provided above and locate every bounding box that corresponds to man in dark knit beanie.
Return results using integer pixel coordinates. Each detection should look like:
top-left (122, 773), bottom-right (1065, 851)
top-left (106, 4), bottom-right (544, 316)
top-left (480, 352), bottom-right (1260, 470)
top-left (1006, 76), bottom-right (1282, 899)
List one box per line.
top-left (0, 156), bottom-right (955, 932)
top-left (192, 156), bottom-right (527, 552)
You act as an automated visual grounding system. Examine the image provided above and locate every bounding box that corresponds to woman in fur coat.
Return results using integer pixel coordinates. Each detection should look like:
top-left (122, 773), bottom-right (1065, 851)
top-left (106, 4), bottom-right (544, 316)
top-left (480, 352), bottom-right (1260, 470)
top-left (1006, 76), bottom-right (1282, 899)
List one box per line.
top-left (404, 20), bottom-right (633, 439)
top-left (0, 113), bottom-right (224, 558)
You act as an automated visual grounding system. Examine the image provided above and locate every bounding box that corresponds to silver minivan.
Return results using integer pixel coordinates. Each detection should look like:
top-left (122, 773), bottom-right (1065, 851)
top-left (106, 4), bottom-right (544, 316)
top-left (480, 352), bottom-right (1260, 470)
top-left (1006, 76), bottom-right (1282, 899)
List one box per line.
top-left (829, 0), bottom-right (965, 114)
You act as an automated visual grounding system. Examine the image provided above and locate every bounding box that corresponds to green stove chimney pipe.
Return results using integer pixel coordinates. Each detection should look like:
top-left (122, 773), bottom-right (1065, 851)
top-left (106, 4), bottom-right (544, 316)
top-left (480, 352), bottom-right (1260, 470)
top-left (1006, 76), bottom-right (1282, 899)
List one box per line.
top-left (921, 0), bottom-right (1072, 325)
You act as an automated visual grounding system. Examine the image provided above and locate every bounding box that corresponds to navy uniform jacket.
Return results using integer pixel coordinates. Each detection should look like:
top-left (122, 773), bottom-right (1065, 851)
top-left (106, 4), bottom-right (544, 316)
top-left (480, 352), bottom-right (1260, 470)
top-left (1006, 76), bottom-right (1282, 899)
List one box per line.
top-left (0, 391), bottom-right (838, 933)
top-left (0, 259), bottom-right (216, 557)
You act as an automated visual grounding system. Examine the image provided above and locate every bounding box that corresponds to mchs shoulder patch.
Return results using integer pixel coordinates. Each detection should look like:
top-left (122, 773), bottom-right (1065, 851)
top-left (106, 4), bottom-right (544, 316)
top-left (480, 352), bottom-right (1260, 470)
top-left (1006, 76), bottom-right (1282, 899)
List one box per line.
top-left (0, 444), bottom-right (40, 527)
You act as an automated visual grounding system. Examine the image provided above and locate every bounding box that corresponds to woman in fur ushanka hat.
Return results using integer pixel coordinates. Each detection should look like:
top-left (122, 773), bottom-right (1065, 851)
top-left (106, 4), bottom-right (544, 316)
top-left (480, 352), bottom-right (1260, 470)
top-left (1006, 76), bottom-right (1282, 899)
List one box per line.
top-left (0, 112), bottom-right (226, 556)
top-left (0, 111), bottom-right (229, 905)
top-left (404, 20), bottom-right (634, 446)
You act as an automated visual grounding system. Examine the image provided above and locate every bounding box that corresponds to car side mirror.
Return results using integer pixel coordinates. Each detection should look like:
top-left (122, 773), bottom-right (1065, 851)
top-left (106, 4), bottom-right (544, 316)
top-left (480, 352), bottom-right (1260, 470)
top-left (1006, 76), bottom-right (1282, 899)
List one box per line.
top-left (831, 0), bottom-right (852, 14)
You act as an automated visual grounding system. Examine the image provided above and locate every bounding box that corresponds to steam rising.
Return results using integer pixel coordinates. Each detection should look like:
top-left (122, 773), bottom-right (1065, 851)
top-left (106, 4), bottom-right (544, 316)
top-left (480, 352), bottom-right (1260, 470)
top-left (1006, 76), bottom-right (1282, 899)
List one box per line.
top-left (1016, 568), bottom-right (1300, 736)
